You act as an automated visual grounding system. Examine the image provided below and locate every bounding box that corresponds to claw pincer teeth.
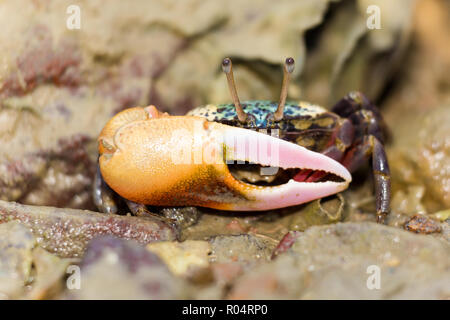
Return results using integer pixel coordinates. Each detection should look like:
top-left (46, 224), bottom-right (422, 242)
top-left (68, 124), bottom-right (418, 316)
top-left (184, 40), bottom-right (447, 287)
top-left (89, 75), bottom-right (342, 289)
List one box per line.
top-left (98, 106), bottom-right (351, 212)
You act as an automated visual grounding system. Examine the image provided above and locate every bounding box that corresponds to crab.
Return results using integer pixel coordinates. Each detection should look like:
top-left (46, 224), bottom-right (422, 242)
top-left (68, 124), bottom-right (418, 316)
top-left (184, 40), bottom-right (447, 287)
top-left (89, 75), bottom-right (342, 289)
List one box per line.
top-left (93, 57), bottom-right (390, 223)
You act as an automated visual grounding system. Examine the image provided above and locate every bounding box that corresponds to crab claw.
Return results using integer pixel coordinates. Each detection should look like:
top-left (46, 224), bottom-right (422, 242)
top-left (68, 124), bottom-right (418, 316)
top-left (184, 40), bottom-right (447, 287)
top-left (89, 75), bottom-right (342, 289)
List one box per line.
top-left (98, 106), bottom-right (351, 211)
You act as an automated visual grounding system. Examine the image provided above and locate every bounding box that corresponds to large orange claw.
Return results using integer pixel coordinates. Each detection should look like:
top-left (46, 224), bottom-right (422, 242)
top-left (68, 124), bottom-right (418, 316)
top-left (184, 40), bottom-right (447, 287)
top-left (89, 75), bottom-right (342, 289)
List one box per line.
top-left (98, 106), bottom-right (351, 211)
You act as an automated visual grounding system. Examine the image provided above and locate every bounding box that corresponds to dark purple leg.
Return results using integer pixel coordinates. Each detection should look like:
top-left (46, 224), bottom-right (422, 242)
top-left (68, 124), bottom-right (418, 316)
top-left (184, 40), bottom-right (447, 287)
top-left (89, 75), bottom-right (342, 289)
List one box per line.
top-left (321, 118), bottom-right (354, 161)
top-left (124, 199), bottom-right (163, 219)
top-left (331, 91), bottom-right (386, 142)
top-left (331, 92), bottom-right (391, 223)
top-left (341, 136), bottom-right (373, 172)
top-left (331, 91), bottom-right (382, 119)
top-left (93, 163), bottom-right (118, 214)
top-left (348, 110), bottom-right (385, 144)
top-left (341, 136), bottom-right (390, 222)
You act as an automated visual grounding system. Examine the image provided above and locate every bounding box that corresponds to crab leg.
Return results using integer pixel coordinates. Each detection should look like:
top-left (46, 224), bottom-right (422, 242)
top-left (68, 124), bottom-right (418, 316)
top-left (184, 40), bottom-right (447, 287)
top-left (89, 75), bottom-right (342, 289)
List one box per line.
top-left (341, 136), bottom-right (390, 222)
top-left (93, 163), bottom-right (118, 214)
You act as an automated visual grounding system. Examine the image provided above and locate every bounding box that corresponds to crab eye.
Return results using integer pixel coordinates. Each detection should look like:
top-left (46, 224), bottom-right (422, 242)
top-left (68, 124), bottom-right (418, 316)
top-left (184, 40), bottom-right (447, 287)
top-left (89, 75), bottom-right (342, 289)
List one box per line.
top-left (285, 57), bottom-right (295, 73)
top-left (222, 58), bottom-right (231, 73)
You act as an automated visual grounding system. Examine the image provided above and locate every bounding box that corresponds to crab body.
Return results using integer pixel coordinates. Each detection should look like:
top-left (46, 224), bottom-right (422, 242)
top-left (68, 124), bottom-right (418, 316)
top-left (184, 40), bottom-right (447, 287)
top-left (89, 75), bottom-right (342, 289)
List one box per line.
top-left (94, 58), bottom-right (391, 222)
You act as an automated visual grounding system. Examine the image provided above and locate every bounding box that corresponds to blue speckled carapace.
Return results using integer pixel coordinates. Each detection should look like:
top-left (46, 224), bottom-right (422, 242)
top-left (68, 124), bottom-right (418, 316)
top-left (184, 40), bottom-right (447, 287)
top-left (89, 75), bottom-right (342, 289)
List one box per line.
top-left (187, 100), bottom-right (340, 153)
top-left (188, 100), bottom-right (325, 124)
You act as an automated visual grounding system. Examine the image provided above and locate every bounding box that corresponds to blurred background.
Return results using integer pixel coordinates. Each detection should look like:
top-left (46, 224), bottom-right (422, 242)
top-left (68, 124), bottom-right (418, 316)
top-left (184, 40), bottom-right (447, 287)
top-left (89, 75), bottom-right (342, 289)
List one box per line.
top-left (0, 0), bottom-right (449, 300)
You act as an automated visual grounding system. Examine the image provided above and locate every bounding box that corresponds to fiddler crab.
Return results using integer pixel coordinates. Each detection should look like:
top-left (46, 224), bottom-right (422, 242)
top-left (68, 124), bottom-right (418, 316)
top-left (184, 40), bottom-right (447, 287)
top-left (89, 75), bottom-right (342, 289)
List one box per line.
top-left (94, 57), bottom-right (390, 223)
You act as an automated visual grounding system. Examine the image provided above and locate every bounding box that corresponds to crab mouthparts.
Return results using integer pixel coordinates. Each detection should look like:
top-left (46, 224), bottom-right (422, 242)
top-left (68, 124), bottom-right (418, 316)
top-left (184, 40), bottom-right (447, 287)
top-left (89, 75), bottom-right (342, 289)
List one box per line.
top-left (218, 125), bottom-right (352, 211)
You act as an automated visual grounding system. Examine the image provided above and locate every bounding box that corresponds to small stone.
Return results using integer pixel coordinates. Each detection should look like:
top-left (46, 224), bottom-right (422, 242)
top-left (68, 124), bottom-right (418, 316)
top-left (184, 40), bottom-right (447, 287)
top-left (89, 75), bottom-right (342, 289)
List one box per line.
top-left (404, 214), bottom-right (442, 234)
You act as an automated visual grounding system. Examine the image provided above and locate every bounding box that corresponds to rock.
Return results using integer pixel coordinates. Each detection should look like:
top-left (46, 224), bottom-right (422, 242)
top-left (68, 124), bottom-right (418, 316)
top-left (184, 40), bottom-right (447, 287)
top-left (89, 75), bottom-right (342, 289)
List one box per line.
top-left (227, 222), bottom-right (450, 299)
top-left (147, 240), bottom-right (211, 276)
top-left (404, 214), bottom-right (442, 234)
top-left (64, 236), bottom-right (187, 299)
top-left (302, 0), bottom-right (415, 105)
top-left (0, 200), bottom-right (177, 258)
top-left (0, 222), bottom-right (36, 299)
